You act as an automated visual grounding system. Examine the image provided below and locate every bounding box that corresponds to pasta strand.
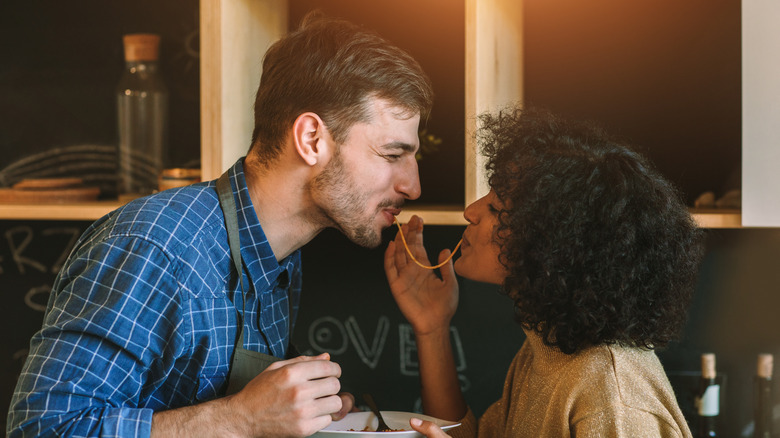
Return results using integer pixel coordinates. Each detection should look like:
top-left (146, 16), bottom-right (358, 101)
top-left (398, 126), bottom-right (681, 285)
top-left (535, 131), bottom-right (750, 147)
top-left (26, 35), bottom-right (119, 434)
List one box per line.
top-left (393, 218), bottom-right (462, 270)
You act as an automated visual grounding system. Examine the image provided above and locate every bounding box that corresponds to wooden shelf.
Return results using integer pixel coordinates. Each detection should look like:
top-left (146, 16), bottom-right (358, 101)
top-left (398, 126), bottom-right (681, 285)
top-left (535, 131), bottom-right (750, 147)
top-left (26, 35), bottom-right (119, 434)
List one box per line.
top-left (0, 201), bottom-right (123, 221)
top-left (0, 202), bottom-right (743, 229)
top-left (1, 0), bottom-right (768, 230)
top-left (0, 201), bottom-right (467, 224)
top-left (405, 207), bottom-right (744, 228)
top-left (691, 208), bottom-right (742, 229)
top-left (397, 204), bottom-right (467, 226)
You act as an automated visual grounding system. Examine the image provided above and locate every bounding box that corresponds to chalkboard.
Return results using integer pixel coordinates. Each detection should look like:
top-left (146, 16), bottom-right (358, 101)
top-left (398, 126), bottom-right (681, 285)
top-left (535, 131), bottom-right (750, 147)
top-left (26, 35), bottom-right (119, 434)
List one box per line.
top-left (4, 222), bottom-right (780, 436)
top-left (292, 226), bottom-right (524, 416)
top-left (0, 220), bottom-right (523, 432)
top-left (0, 220), bottom-right (93, 431)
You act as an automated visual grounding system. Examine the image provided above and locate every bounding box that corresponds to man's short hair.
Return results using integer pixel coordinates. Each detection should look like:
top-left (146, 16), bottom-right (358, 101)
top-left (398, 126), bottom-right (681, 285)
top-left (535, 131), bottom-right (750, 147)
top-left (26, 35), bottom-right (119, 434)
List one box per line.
top-left (249, 11), bottom-right (434, 163)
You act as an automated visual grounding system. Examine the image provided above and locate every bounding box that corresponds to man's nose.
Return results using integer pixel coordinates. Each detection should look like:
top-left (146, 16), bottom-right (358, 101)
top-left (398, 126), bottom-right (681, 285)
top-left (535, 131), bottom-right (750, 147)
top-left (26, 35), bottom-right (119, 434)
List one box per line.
top-left (397, 158), bottom-right (421, 200)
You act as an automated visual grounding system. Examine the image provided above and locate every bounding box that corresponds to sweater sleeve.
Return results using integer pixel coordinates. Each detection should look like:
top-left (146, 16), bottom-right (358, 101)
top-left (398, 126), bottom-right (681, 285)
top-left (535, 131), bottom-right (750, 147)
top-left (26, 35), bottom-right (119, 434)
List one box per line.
top-left (573, 404), bottom-right (688, 438)
top-left (448, 407), bottom-right (477, 438)
top-left (448, 396), bottom-right (513, 438)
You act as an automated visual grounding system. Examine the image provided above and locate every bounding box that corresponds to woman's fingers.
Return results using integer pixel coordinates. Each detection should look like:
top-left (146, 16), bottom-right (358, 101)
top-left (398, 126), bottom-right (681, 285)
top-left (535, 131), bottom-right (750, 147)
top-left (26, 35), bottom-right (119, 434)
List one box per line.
top-left (438, 249), bottom-right (457, 284)
top-left (402, 216), bottom-right (432, 267)
top-left (384, 240), bottom-right (398, 280)
top-left (391, 215), bottom-right (459, 273)
top-left (409, 418), bottom-right (451, 437)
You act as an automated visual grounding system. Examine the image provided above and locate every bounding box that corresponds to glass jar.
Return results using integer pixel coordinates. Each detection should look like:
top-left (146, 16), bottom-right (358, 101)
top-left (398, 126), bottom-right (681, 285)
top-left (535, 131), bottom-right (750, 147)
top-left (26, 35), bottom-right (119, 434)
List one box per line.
top-left (116, 33), bottom-right (169, 200)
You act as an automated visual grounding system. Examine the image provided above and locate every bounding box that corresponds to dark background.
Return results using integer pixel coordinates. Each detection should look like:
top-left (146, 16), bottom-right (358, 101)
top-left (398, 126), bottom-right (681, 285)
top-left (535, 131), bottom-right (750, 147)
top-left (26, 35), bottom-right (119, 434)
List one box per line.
top-left (0, 0), bottom-right (201, 197)
top-left (523, 0), bottom-right (741, 206)
top-left (2, 1), bottom-right (775, 437)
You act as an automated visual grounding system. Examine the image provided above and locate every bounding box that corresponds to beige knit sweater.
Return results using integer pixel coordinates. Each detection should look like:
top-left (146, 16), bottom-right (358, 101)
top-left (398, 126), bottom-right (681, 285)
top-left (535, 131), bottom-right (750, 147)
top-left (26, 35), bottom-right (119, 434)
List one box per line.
top-left (450, 330), bottom-right (691, 438)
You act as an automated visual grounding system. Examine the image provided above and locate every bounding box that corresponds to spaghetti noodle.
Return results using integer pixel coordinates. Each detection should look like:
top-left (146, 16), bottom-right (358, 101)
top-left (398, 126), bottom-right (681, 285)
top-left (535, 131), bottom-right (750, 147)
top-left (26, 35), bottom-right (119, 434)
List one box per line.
top-left (393, 217), bottom-right (462, 270)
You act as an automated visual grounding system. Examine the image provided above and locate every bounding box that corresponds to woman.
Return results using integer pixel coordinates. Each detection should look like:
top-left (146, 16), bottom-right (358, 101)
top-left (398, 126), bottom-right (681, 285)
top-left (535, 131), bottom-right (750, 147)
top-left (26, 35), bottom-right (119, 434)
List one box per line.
top-left (385, 107), bottom-right (704, 437)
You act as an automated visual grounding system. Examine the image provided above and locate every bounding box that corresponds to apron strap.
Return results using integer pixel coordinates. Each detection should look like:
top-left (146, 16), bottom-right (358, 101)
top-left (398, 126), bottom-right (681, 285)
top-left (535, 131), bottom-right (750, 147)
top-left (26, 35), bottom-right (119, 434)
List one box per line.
top-left (217, 172), bottom-right (248, 349)
top-left (217, 172), bottom-right (246, 309)
top-left (216, 170), bottom-right (296, 353)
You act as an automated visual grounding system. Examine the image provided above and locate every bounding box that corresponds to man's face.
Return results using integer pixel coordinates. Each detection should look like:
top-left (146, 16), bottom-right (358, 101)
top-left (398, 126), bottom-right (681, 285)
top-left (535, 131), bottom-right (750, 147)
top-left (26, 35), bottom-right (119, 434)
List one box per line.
top-left (311, 97), bottom-right (422, 248)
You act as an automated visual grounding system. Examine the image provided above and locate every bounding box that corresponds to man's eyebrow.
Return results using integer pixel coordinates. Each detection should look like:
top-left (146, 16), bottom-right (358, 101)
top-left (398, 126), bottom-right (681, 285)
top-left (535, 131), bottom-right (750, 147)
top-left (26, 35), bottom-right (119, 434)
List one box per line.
top-left (381, 141), bottom-right (418, 153)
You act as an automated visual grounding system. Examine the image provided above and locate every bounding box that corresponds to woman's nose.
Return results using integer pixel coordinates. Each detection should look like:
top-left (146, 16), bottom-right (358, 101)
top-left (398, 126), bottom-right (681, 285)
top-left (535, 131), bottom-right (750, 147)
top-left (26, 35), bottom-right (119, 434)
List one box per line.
top-left (463, 200), bottom-right (478, 224)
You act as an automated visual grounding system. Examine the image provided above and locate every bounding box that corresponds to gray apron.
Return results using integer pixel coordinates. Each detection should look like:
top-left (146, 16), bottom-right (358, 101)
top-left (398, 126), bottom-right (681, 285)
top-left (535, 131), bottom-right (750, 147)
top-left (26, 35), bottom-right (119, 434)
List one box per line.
top-left (216, 171), bottom-right (295, 395)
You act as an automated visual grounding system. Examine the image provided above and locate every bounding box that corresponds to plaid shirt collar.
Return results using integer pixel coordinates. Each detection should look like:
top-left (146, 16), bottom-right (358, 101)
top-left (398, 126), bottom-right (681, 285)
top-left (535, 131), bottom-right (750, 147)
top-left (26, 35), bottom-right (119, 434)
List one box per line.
top-left (229, 159), bottom-right (299, 292)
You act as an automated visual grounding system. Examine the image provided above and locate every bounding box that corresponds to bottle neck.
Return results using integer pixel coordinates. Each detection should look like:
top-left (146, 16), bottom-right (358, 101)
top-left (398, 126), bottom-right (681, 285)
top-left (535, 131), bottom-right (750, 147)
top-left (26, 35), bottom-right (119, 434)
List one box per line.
top-left (125, 60), bottom-right (159, 73)
top-left (755, 376), bottom-right (773, 437)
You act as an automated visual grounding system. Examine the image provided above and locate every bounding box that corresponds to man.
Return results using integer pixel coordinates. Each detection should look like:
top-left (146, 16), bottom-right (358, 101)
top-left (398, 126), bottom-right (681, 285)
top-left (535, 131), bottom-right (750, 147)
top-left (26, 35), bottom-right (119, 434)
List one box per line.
top-left (7, 12), bottom-right (433, 437)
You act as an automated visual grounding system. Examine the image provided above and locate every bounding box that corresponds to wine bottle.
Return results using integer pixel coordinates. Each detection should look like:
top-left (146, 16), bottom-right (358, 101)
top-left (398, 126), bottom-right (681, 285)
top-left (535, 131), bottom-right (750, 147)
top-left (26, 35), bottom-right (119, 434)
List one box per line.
top-left (695, 353), bottom-right (719, 437)
top-left (754, 353), bottom-right (773, 438)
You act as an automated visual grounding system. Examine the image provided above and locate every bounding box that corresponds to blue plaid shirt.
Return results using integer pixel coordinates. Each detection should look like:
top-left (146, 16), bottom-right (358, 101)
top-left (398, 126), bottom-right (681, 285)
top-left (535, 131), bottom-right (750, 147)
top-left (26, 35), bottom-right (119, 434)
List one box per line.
top-left (7, 160), bottom-right (302, 437)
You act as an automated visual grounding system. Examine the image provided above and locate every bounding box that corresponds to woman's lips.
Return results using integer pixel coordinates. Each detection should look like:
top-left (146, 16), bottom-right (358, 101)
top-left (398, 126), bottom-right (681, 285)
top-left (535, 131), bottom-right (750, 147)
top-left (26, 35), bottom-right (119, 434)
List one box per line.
top-left (460, 234), bottom-right (470, 249)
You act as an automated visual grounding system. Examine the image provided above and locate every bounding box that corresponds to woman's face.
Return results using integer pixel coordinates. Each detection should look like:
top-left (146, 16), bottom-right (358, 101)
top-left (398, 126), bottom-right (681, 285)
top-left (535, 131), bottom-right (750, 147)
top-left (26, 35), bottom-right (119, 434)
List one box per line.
top-left (454, 190), bottom-right (509, 285)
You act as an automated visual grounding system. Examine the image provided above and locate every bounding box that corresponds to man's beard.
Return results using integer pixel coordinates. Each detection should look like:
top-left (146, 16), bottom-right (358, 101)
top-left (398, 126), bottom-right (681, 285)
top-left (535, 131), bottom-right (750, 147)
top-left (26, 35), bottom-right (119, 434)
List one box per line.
top-left (311, 150), bottom-right (394, 248)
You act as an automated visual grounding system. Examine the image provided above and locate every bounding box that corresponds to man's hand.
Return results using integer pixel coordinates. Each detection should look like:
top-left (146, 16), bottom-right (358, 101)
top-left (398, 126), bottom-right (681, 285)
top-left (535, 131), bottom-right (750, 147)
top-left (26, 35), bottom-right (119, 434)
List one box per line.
top-left (228, 353), bottom-right (345, 437)
top-left (152, 353), bottom-right (347, 437)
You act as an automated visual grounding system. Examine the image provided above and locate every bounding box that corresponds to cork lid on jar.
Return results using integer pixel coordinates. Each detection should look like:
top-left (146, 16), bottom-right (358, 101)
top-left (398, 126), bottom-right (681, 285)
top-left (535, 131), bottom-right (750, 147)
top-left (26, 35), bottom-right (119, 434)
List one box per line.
top-left (123, 34), bottom-right (161, 61)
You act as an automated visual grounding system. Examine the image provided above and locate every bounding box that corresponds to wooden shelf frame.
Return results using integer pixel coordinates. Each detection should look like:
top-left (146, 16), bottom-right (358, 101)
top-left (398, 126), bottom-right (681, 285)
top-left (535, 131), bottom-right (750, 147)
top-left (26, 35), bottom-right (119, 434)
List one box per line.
top-left (0, 202), bottom-right (742, 229)
top-left (0, 202), bottom-right (124, 221)
top-left (1, 0), bottom-right (774, 230)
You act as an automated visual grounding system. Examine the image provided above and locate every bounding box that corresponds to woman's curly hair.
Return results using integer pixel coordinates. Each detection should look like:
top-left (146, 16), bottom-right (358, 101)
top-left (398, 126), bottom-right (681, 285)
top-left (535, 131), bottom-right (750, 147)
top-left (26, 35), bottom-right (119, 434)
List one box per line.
top-left (478, 106), bottom-right (705, 354)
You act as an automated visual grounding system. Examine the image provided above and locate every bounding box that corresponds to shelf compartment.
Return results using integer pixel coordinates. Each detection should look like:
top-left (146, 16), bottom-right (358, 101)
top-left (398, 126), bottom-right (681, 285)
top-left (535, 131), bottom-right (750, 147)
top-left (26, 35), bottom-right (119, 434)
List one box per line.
top-left (0, 202), bottom-right (743, 230)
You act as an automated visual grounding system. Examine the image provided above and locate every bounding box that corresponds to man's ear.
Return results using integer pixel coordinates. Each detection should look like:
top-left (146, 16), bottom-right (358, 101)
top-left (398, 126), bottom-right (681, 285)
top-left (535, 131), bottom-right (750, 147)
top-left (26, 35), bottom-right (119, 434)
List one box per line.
top-left (291, 112), bottom-right (331, 166)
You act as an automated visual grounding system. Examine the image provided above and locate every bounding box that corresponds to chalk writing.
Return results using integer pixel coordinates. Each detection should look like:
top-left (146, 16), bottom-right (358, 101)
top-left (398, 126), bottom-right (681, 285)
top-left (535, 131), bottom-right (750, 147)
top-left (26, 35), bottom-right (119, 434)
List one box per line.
top-left (308, 315), bottom-right (391, 369)
top-left (399, 324), bottom-right (418, 375)
top-left (399, 324), bottom-right (467, 375)
top-left (2, 225), bottom-right (81, 276)
top-left (25, 285), bottom-right (51, 313)
top-left (1, 224), bottom-right (84, 319)
top-left (5, 226), bottom-right (45, 275)
top-left (345, 316), bottom-right (389, 369)
top-left (308, 316), bottom-right (349, 355)
top-left (41, 228), bottom-right (81, 274)
top-left (305, 316), bottom-right (470, 387)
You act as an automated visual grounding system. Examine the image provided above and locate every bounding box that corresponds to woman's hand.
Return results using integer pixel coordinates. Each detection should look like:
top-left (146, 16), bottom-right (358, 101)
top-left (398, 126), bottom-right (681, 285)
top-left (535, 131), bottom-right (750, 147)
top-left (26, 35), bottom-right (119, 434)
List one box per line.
top-left (331, 392), bottom-right (356, 421)
top-left (384, 215), bottom-right (459, 336)
top-left (385, 216), bottom-right (469, 422)
top-left (409, 418), bottom-right (452, 438)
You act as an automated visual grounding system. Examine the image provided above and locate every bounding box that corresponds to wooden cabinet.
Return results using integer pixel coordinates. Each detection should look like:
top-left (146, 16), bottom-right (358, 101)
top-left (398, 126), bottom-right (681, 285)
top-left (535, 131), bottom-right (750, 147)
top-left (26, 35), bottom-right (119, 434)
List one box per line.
top-left (2, 0), bottom-right (773, 228)
top-left (180, 0), bottom-right (752, 228)
top-left (742, 0), bottom-right (780, 227)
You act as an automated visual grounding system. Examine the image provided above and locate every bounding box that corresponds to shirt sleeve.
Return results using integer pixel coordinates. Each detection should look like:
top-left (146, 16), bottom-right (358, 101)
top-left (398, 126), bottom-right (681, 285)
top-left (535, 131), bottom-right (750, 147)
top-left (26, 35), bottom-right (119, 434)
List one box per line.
top-left (7, 235), bottom-right (186, 438)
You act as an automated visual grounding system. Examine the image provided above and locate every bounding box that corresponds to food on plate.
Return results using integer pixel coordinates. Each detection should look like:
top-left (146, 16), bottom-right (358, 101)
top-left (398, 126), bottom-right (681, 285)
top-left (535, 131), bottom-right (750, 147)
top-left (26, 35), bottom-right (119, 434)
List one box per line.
top-left (348, 427), bottom-right (407, 432)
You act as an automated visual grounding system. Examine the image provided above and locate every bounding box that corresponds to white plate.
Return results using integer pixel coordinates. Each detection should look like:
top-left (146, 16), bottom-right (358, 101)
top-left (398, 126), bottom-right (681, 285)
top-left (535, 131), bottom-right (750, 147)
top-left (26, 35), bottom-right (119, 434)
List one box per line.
top-left (311, 411), bottom-right (461, 437)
